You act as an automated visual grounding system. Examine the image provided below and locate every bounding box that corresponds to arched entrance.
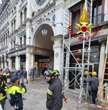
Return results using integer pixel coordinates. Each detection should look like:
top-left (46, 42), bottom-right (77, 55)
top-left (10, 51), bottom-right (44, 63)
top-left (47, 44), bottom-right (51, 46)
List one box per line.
top-left (33, 24), bottom-right (54, 75)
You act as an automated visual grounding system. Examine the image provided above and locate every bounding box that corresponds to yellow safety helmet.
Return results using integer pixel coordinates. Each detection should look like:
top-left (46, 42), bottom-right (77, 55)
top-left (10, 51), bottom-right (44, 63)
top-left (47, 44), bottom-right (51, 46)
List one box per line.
top-left (92, 71), bottom-right (97, 76)
top-left (52, 69), bottom-right (60, 76)
top-left (84, 69), bottom-right (89, 75)
top-left (46, 69), bottom-right (60, 77)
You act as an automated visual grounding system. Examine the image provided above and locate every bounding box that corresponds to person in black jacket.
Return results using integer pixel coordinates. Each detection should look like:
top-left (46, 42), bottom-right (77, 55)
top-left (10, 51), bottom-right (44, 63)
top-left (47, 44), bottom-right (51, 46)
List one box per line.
top-left (46, 69), bottom-right (67, 110)
top-left (90, 71), bottom-right (99, 104)
top-left (6, 76), bottom-right (26, 110)
top-left (0, 69), bottom-right (7, 110)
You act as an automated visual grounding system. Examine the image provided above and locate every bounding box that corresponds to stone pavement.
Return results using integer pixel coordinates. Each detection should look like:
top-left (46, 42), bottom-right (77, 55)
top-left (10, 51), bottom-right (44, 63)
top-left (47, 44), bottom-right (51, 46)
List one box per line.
top-left (5, 78), bottom-right (106, 110)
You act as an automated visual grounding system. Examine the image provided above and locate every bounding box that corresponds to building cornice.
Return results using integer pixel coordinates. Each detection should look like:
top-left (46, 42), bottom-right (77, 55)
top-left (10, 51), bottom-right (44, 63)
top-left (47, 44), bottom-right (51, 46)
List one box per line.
top-left (9, 23), bottom-right (26, 38)
top-left (32, 2), bottom-right (55, 21)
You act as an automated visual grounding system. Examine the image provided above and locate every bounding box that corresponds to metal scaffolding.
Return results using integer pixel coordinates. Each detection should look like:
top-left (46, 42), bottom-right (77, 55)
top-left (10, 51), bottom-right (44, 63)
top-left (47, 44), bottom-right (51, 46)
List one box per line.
top-left (62, 0), bottom-right (93, 103)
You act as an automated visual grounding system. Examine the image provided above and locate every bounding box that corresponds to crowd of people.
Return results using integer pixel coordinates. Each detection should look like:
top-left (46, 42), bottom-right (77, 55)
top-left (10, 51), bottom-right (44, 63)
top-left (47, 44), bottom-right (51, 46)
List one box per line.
top-left (82, 69), bottom-right (99, 104)
top-left (0, 68), bottom-right (68, 110)
top-left (0, 67), bottom-right (100, 110)
top-left (0, 68), bottom-right (27, 110)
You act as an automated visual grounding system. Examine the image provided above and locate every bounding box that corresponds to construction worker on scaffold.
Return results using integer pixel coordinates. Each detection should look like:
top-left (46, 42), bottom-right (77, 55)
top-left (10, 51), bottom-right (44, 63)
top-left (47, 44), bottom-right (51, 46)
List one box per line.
top-left (46, 69), bottom-right (67, 110)
top-left (6, 76), bottom-right (26, 110)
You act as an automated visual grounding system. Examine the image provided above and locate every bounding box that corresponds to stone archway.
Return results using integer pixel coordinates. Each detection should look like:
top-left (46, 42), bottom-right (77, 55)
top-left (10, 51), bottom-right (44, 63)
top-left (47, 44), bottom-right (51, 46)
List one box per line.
top-left (33, 24), bottom-right (54, 74)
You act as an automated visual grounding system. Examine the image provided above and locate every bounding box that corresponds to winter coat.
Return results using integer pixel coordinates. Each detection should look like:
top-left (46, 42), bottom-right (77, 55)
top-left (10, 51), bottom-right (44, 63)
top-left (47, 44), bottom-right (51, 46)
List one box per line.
top-left (46, 78), bottom-right (63, 110)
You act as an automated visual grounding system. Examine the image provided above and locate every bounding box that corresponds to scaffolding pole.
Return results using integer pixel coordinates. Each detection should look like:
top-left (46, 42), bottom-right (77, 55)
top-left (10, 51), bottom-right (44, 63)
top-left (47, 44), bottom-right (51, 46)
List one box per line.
top-left (62, 0), bottom-right (93, 104)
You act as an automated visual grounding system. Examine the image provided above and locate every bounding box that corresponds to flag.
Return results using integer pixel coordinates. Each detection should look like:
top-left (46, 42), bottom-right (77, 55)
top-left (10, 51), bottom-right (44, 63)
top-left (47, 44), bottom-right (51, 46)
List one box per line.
top-left (79, 4), bottom-right (90, 25)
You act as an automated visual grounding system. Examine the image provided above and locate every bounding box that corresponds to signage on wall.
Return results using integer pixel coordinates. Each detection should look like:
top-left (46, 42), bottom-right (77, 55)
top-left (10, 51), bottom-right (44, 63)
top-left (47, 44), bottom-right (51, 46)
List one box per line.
top-left (68, 25), bottom-right (100, 41)
top-left (68, 2), bottom-right (100, 42)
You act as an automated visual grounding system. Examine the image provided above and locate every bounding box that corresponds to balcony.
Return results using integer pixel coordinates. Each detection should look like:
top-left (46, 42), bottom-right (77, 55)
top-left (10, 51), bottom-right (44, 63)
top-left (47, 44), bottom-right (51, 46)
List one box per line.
top-left (8, 44), bottom-right (26, 54)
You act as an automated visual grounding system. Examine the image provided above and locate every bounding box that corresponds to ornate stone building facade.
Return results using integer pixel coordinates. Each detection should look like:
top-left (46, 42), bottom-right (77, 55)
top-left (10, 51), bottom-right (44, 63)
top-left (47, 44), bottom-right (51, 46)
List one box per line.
top-left (0, 0), bottom-right (108, 99)
top-left (0, 0), bottom-right (66, 77)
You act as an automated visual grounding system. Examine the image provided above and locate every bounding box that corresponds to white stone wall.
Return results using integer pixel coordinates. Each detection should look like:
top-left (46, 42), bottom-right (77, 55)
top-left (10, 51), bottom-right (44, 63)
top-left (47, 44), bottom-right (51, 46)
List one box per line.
top-left (104, 0), bottom-right (108, 21)
top-left (0, 0), bottom-right (107, 80)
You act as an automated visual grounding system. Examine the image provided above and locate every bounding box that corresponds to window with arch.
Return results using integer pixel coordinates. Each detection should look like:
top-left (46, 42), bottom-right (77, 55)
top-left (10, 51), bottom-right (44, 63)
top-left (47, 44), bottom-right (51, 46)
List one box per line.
top-left (24, 35), bottom-right (26, 45)
top-left (20, 37), bottom-right (22, 46)
top-left (20, 11), bottom-right (23, 25)
top-left (92, 0), bottom-right (103, 25)
top-left (24, 7), bottom-right (27, 23)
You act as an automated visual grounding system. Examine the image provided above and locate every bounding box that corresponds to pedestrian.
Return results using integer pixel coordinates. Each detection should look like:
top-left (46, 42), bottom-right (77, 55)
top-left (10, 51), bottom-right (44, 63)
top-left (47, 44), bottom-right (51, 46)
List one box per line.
top-left (90, 71), bottom-right (99, 104)
top-left (0, 69), bottom-right (7, 110)
top-left (46, 69), bottom-right (67, 110)
top-left (6, 76), bottom-right (26, 110)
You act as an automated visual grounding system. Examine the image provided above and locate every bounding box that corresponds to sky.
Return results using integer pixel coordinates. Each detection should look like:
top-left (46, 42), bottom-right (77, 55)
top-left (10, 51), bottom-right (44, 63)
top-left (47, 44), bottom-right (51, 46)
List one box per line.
top-left (0, 0), bottom-right (2, 4)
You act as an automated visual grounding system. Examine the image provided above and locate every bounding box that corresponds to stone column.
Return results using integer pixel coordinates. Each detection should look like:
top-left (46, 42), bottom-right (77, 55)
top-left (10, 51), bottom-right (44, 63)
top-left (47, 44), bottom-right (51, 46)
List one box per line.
top-left (53, 35), bottom-right (63, 76)
top-left (26, 48), bottom-right (34, 79)
top-left (53, 2), bottom-right (65, 79)
top-left (31, 53), bottom-right (34, 68)
top-left (98, 43), bottom-right (106, 100)
top-left (54, 8), bottom-right (64, 36)
top-left (4, 57), bottom-right (7, 69)
top-left (16, 3), bottom-right (20, 30)
top-left (22, 10), bottom-right (25, 24)
top-left (104, 0), bottom-right (108, 21)
top-left (26, 18), bottom-right (33, 80)
top-left (26, 49), bottom-right (31, 79)
top-left (15, 55), bottom-right (20, 70)
top-left (8, 57), bottom-right (12, 71)
top-left (26, 0), bottom-right (33, 80)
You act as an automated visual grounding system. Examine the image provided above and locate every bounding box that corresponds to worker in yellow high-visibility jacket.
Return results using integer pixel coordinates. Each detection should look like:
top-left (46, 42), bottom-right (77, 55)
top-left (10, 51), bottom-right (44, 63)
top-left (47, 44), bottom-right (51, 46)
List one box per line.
top-left (46, 69), bottom-right (67, 110)
top-left (6, 76), bottom-right (26, 110)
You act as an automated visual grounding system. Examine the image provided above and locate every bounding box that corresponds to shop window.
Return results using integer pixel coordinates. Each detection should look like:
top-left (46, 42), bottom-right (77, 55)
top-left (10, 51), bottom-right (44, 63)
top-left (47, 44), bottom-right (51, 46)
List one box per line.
top-left (90, 46), bottom-right (100, 63)
top-left (24, 35), bottom-right (26, 45)
top-left (13, 18), bottom-right (16, 31)
top-left (20, 37), bottom-right (22, 46)
top-left (20, 12), bottom-right (23, 25)
top-left (92, 0), bottom-right (103, 25)
top-left (24, 7), bottom-right (27, 23)
top-left (32, 12), bottom-right (35, 17)
top-left (69, 2), bottom-right (82, 33)
top-left (72, 10), bottom-right (80, 32)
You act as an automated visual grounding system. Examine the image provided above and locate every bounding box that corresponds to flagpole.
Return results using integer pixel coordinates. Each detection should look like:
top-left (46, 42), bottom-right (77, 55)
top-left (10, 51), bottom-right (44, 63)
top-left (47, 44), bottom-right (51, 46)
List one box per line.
top-left (87, 0), bottom-right (93, 72)
top-left (79, 32), bottom-right (86, 103)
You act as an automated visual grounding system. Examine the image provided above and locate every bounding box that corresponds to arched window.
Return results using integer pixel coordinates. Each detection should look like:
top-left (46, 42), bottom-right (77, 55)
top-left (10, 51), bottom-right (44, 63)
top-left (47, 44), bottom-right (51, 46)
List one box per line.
top-left (24, 35), bottom-right (26, 45)
top-left (24, 7), bottom-right (27, 23)
top-left (20, 11), bottom-right (23, 25)
top-left (32, 12), bottom-right (35, 17)
top-left (20, 37), bottom-right (22, 46)
top-left (14, 18), bottom-right (16, 31)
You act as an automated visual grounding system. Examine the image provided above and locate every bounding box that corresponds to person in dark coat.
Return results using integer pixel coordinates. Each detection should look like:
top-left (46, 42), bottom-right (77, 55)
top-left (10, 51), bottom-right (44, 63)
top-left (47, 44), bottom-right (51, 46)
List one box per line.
top-left (0, 69), bottom-right (7, 110)
top-left (90, 71), bottom-right (99, 104)
top-left (6, 76), bottom-right (26, 110)
top-left (46, 69), bottom-right (67, 110)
